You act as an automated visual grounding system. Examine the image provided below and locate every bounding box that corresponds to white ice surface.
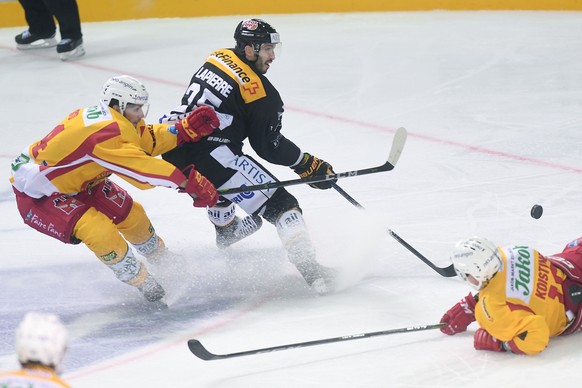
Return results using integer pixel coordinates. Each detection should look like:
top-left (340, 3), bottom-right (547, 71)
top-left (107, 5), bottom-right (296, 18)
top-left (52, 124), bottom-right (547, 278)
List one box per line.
top-left (1, 11), bottom-right (581, 387)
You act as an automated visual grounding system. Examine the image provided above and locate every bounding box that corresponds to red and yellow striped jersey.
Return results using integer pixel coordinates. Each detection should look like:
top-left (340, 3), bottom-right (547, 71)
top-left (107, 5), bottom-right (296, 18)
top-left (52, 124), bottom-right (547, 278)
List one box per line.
top-left (476, 245), bottom-right (569, 355)
top-left (10, 103), bottom-right (186, 198)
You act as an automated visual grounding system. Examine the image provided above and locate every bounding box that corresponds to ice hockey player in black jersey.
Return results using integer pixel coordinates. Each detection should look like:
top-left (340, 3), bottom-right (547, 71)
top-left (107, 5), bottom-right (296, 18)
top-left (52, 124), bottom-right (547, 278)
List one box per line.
top-left (161, 18), bottom-right (336, 294)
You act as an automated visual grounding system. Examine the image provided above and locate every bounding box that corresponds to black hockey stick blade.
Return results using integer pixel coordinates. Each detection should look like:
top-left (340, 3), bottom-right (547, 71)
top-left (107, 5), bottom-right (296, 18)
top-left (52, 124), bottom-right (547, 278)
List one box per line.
top-left (216, 127), bottom-right (408, 196)
top-left (332, 186), bottom-right (456, 278)
top-left (332, 185), bottom-right (456, 277)
top-left (188, 322), bottom-right (444, 361)
top-left (388, 229), bottom-right (457, 277)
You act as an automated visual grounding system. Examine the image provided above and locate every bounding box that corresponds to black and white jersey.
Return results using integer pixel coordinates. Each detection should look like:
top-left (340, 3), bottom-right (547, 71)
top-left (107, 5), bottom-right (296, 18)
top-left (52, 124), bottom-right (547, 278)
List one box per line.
top-left (162, 48), bottom-right (302, 181)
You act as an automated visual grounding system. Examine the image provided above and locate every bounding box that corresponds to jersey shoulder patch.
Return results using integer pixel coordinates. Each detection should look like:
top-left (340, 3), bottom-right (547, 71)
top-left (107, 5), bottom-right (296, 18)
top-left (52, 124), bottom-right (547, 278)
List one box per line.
top-left (206, 49), bottom-right (266, 104)
top-left (82, 104), bottom-right (113, 127)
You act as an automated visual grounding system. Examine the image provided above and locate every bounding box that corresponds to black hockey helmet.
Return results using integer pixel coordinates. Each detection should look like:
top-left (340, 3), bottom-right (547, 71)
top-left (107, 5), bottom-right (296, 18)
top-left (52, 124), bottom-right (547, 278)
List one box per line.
top-left (234, 19), bottom-right (280, 55)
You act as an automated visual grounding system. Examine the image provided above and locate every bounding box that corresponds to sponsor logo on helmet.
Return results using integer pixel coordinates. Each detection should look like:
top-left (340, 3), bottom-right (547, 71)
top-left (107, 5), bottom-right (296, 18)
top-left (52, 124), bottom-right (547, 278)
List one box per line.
top-left (242, 19), bottom-right (259, 30)
top-left (269, 33), bottom-right (280, 44)
top-left (482, 253), bottom-right (498, 268)
top-left (132, 94), bottom-right (148, 103)
top-left (454, 251), bottom-right (473, 259)
top-left (112, 77), bottom-right (138, 91)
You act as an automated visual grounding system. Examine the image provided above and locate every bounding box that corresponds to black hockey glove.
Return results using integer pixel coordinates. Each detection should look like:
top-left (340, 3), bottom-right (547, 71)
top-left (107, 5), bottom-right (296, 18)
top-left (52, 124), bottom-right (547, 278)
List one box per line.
top-left (292, 152), bottom-right (336, 190)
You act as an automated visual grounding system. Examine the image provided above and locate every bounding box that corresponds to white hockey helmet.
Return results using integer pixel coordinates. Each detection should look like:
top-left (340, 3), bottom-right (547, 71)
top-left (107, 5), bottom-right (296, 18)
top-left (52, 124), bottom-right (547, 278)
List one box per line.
top-left (101, 75), bottom-right (149, 116)
top-left (450, 237), bottom-right (502, 291)
top-left (15, 312), bottom-right (69, 370)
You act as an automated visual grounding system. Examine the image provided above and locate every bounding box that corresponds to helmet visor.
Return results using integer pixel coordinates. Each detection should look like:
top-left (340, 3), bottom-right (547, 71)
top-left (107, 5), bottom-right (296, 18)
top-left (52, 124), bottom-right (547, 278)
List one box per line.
top-left (259, 41), bottom-right (282, 59)
top-left (125, 102), bottom-right (149, 118)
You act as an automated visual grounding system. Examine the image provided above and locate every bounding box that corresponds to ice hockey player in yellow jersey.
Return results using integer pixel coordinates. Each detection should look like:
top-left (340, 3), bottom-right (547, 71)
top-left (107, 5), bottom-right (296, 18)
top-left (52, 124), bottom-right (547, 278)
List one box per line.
top-left (440, 236), bottom-right (582, 355)
top-left (0, 312), bottom-right (71, 387)
top-left (9, 75), bottom-right (219, 304)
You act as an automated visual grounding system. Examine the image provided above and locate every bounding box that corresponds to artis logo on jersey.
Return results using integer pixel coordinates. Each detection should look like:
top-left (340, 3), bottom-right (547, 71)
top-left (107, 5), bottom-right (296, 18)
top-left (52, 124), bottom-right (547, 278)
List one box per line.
top-left (234, 157), bottom-right (270, 184)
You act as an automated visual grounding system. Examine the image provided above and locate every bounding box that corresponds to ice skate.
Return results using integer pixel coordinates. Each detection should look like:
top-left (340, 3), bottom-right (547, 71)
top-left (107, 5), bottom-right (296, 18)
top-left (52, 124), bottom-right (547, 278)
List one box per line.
top-left (215, 214), bottom-right (263, 248)
top-left (137, 274), bottom-right (166, 303)
top-left (134, 235), bottom-right (174, 265)
top-left (15, 30), bottom-right (57, 50)
top-left (57, 38), bottom-right (85, 60)
top-left (295, 261), bottom-right (337, 295)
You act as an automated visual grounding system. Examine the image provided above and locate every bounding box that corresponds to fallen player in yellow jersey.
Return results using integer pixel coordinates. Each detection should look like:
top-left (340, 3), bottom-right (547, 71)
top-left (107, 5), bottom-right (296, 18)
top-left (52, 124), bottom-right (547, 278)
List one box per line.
top-left (440, 236), bottom-right (582, 355)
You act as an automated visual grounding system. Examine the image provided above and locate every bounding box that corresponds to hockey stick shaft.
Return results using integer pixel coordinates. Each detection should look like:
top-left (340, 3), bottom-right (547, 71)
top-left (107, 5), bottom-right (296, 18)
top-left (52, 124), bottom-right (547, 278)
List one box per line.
top-left (188, 323), bottom-right (444, 361)
top-left (331, 183), bottom-right (456, 277)
top-left (217, 162), bottom-right (394, 195)
top-left (216, 127), bottom-right (408, 196)
top-left (331, 183), bottom-right (364, 208)
top-left (388, 229), bottom-right (457, 277)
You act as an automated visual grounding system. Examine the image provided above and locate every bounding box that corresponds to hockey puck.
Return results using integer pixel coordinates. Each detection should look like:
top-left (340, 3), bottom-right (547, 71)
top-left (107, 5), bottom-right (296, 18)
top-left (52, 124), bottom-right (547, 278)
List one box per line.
top-left (530, 205), bottom-right (543, 219)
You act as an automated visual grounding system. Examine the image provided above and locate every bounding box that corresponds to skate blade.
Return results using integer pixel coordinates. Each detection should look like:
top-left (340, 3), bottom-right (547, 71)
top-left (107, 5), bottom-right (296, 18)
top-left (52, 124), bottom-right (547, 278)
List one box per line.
top-left (145, 299), bottom-right (168, 312)
top-left (17, 38), bottom-right (57, 50)
top-left (311, 278), bottom-right (332, 295)
top-left (59, 45), bottom-right (85, 61)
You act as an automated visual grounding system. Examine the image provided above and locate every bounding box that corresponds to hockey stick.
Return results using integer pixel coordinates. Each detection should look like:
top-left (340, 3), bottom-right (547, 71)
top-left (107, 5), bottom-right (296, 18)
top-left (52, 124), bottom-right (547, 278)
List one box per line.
top-left (216, 127), bottom-right (408, 196)
top-left (331, 183), bottom-right (457, 277)
top-left (387, 229), bottom-right (457, 277)
top-left (188, 322), bottom-right (444, 360)
top-left (331, 182), bottom-right (364, 209)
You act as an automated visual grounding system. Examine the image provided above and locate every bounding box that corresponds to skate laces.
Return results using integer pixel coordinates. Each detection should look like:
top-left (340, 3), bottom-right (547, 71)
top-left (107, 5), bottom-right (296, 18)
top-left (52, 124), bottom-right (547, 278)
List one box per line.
top-left (237, 216), bottom-right (261, 237)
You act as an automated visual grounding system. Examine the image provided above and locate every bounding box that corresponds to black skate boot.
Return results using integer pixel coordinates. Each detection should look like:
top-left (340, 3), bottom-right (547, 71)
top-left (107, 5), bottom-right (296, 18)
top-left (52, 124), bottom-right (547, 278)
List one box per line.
top-left (137, 274), bottom-right (166, 303)
top-left (215, 214), bottom-right (263, 248)
top-left (15, 30), bottom-right (57, 49)
top-left (56, 38), bottom-right (85, 61)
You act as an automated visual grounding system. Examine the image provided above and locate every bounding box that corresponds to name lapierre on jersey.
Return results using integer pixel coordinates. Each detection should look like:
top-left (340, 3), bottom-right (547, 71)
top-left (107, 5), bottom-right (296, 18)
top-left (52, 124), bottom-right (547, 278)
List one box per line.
top-left (194, 68), bottom-right (233, 98)
top-left (229, 155), bottom-right (275, 205)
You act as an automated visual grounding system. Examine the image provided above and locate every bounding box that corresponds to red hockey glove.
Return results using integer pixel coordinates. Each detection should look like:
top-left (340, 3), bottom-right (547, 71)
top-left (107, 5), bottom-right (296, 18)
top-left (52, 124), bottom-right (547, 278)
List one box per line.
top-left (440, 292), bottom-right (477, 335)
top-left (474, 328), bottom-right (505, 352)
top-left (175, 106), bottom-right (219, 144)
top-left (292, 152), bottom-right (336, 190)
top-left (181, 166), bottom-right (218, 208)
